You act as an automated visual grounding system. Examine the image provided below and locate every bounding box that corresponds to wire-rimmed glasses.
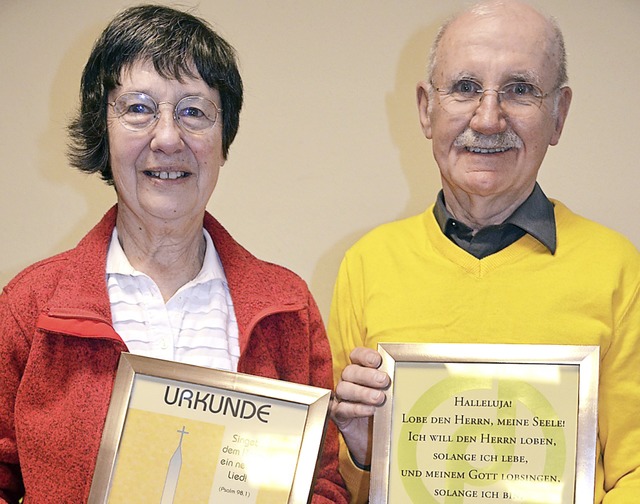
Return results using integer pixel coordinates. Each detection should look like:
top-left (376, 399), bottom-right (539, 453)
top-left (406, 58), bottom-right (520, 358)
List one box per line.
top-left (432, 79), bottom-right (555, 118)
top-left (108, 92), bottom-right (221, 134)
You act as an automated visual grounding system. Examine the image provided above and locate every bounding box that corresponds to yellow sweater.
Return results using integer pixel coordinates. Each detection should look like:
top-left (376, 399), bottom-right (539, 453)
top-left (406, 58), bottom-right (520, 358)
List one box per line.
top-left (329, 201), bottom-right (640, 504)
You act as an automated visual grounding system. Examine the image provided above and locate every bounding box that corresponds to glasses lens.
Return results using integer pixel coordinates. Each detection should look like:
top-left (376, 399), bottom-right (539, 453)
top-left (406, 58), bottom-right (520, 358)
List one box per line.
top-left (175, 96), bottom-right (219, 132)
top-left (435, 82), bottom-right (545, 118)
top-left (499, 82), bottom-right (544, 117)
top-left (435, 80), bottom-right (480, 116)
top-left (113, 93), bottom-right (157, 130)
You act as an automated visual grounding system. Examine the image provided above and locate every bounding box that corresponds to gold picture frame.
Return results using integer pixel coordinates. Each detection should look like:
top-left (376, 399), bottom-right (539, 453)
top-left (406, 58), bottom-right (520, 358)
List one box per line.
top-left (88, 353), bottom-right (332, 504)
top-left (370, 343), bottom-right (599, 503)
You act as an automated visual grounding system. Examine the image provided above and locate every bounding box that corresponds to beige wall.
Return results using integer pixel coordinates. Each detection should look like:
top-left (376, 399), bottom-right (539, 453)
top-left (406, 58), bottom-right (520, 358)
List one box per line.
top-left (1, 0), bottom-right (639, 321)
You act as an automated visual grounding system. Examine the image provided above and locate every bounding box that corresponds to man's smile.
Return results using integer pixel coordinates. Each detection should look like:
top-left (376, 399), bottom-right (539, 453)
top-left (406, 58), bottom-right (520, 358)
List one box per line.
top-left (465, 146), bottom-right (512, 154)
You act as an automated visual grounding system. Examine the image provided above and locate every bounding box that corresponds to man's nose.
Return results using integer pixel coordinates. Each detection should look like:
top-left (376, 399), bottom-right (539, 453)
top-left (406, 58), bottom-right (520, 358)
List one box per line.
top-left (469, 90), bottom-right (508, 135)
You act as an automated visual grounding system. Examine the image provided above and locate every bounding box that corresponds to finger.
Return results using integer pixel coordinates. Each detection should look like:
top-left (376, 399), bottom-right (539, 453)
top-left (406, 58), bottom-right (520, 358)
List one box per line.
top-left (335, 378), bottom-right (386, 406)
top-left (331, 396), bottom-right (378, 424)
top-left (349, 346), bottom-right (383, 369)
top-left (341, 362), bottom-right (390, 390)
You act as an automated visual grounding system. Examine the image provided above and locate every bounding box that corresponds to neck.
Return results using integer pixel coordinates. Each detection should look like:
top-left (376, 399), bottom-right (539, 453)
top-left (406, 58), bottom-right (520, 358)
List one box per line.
top-left (116, 211), bottom-right (206, 302)
top-left (442, 184), bottom-right (534, 232)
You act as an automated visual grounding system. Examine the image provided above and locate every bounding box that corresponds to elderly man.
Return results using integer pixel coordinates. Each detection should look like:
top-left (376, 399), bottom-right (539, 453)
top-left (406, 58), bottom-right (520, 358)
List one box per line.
top-left (329, 1), bottom-right (640, 502)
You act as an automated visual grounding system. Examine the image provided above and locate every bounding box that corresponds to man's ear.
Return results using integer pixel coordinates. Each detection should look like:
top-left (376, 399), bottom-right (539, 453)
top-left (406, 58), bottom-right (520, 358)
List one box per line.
top-left (550, 86), bottom-right (572, 146)
top-left (416, 80), bottom-right (433, 139)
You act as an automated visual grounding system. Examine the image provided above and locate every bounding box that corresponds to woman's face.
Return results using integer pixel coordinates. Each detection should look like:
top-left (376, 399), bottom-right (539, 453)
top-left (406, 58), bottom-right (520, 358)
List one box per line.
top-left (107, 59), bottom-right (225, 228)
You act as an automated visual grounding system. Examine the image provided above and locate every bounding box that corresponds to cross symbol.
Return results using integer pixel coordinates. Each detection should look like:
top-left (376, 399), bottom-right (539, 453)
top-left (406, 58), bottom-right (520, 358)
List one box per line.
top-left (177, 425), bottom-right (189, 444)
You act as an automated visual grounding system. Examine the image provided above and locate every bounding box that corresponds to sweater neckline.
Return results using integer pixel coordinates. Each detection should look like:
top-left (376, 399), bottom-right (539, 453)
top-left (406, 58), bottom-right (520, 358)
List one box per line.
top-left (422, 204), bottom-right (551, 277)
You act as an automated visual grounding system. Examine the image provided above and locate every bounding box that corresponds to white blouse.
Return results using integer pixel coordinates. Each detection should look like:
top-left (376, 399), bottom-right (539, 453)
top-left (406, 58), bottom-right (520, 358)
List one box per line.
top-left (106, 228), bottom-right (240, 371)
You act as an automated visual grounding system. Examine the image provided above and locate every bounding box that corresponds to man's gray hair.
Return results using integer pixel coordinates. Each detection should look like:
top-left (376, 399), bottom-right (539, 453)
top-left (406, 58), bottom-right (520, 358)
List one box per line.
top-left (426, 0), bottom-right (568, 114)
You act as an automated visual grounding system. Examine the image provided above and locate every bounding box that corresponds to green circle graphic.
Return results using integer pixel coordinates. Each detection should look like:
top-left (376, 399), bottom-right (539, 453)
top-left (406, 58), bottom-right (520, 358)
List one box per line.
top-left (396, 375), bottom-right (566, 503)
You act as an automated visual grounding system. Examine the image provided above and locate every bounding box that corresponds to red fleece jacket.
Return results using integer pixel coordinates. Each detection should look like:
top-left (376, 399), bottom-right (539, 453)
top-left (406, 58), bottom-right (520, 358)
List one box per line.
top-left (0, 206), bottom-right (348, 504)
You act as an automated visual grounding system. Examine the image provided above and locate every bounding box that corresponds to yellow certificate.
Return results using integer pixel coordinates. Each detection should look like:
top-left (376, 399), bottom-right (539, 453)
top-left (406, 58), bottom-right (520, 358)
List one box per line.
top-left (370, 344), bottom-right (599, 504)
top-left (89, 353), bottom-right (332, 504)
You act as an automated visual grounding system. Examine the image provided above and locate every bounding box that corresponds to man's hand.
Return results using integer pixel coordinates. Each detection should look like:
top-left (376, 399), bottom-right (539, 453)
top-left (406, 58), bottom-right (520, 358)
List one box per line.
top-left (331, 346), bottom-right (391, 466)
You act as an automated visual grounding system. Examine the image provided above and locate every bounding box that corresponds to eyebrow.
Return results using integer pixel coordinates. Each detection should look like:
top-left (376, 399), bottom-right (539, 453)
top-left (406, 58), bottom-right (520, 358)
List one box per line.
top-left (507, 71), bottom-right (543, 86)
top-left (444, 69), bottom-right (543, 87)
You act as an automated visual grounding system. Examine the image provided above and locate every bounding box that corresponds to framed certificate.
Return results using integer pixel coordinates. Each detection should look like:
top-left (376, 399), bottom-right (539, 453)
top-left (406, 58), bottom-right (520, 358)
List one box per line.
top-left (88, 353), bottom-right (332, 504)
top-left (370, 344), bottom-right (599, 503)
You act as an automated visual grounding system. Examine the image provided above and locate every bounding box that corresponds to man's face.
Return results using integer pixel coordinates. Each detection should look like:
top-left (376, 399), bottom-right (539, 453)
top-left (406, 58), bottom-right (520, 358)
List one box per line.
top-left (418, 5), bottom-right (571, 207)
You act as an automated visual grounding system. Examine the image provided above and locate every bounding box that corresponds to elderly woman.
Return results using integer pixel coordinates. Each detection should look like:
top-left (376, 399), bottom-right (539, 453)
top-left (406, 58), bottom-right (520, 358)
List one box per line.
top-left (0, 5), bottom-right (347, 503)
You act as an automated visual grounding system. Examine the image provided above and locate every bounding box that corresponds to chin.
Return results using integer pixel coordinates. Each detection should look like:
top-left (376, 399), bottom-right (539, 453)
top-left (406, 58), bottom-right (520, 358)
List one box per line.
top-left (460, 173), bottom-right (509, 196)
top-left (142, 203), bottom-right (194, 221)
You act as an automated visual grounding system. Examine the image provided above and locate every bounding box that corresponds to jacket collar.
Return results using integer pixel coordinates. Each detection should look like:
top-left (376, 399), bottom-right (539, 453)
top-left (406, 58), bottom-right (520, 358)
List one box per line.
top-left (43, 206), bottom-right (306, 350)
top-left (202, 212), bottom-right (306, 345)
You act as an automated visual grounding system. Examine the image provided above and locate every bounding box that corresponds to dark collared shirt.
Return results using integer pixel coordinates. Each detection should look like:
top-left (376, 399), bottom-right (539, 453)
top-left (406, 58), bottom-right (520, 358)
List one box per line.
top-left (433, 183), bottom-right (556, 259)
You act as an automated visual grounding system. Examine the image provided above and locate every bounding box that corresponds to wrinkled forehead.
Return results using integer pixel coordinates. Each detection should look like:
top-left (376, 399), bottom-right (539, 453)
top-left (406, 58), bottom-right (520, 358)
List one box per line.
top-left (434, 6), bottom-right (558, 86)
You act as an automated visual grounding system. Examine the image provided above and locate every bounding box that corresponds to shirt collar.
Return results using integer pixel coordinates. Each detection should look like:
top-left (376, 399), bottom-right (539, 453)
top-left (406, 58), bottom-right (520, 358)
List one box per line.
top-left (433, 183), bottom-right (557, 254)
top-left (106, 227), bottom-right (226, 283)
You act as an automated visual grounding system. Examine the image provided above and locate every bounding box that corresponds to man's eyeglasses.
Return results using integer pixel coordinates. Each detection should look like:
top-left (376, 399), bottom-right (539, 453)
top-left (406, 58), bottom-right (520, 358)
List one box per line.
top-left (432, 80), bottom-right (555, 118)
top-left (108, 92), bottom-right (221, 134)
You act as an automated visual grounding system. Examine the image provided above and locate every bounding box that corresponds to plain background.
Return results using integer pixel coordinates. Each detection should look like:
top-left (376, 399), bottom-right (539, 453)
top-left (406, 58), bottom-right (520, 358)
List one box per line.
top-left (1, 1), bottom-right (639, 322)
